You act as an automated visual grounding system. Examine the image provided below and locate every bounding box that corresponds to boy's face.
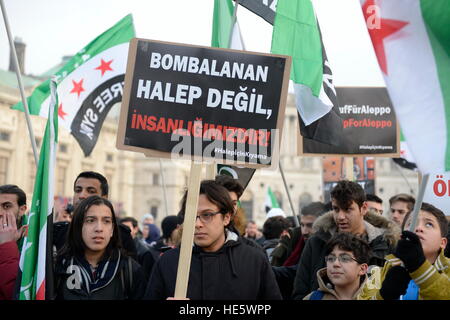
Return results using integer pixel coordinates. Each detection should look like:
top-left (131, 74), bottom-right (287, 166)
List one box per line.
top-left (73, 177), bottom-right (103, 208)
top-left (332, 199), bottom-right (367, 235)
top-left (326, 247), bottom-right (368, 289)
top-left (390, 200), bottom-right (410, 226)
top-left (300, 215), bottom-right (316, 240)
top-left (0, 193), bottom-right (27, 223)
top-left (404, 210), bottom-right (447, 259)
top-left (194, 194), bottom-right (231, 253)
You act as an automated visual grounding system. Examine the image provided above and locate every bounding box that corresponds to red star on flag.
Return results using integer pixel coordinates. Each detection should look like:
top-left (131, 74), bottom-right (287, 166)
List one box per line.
top-left (70, 79), bottom-right (85, 97)
top-left (95, 59), bottom-right (113, 76)
top-left (362, 0), bottom-right (409, 75)
top-left (58, 103), bottom-right (67, 120)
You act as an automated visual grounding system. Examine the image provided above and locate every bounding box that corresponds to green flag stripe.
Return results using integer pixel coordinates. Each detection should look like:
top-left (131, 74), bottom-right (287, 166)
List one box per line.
top-left (420, 0), bottom-right (450, 170)
top-left (19, 79), bottom-right (58, 300)
top-left (12, 14), bottom-right (135, 115)
top-left (211, 0), bottom-right (234, 48)
top-left (270, 0), bottom-right (323, 96)
top-left (268, 187), bottom-right (280, 208)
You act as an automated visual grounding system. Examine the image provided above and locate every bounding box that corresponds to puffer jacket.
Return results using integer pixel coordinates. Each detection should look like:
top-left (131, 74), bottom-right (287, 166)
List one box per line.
top-left (292, 210), bottom-right (400, 300)
top-left (144, 230), bottom-right (282, 300)
top-left (357, 249), bottom-right (450, 300)
top-left (303, 267), bottom-right (368, 300)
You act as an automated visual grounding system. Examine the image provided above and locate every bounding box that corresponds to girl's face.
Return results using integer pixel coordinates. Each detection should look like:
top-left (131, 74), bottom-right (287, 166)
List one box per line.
top-left (81, 204), bottom-right (114, 255)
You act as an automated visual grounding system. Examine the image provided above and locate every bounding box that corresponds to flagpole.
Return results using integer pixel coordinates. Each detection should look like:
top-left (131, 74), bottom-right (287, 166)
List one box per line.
top-left (158, 159), bottom-right (169, 218)
top-left (0, 0), bottom-right (39, 166)
top-left (408, 173), bottom-right (429, 232)
top-left (279, 160), bottom-right (299, 227)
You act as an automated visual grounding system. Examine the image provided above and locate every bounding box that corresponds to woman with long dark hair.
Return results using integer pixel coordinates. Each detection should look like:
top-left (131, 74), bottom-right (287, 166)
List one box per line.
top-left (54, 196), bottom-right (145, 299)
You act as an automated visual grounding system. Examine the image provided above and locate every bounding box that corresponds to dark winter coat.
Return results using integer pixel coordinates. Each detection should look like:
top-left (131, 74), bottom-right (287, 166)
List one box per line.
top-left (292, 210), bottom-right (400, 300)
top-left (144, 230), bottom-right (282, 300)
top-left (54, 250), bottom-right (145, 300)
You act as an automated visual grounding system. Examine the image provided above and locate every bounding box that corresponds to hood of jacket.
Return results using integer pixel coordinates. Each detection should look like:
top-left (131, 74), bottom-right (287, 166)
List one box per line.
top-left (315, 267), bottom-right (367, 300)
top-left (312, 209), bottom-right (400, 246)
top-left (192, 229), bottom-right (241, 277)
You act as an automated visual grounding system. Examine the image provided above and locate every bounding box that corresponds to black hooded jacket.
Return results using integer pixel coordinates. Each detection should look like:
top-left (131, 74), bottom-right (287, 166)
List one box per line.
top-left (144, 230), bottom-right (282, 300)
top-left (54, 250), bottom-right (146, 300)
top-left (292, 210), bottom-right (400, 300)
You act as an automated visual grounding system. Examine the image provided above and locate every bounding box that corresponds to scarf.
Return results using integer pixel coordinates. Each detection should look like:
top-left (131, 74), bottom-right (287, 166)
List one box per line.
top-left (65, 250), bottom-right (121, 294)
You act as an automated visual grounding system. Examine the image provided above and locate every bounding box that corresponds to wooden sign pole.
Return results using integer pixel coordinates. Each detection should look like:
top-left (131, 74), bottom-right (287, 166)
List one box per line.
top-left (174, 161), bottom-right (203, 298)
top-left (205, 162), bottom-right (216, 180)
top-left (408, 173), bottom-right (429, 232)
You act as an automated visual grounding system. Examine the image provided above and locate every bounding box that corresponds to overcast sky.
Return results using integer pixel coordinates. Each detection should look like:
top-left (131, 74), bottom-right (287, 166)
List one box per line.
top-left (0, 0), bottom-right (385, 87)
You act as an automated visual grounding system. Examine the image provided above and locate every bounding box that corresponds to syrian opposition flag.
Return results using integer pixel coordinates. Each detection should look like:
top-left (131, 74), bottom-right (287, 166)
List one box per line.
top-left (12, 14), bottom-right (135, 156)
top-left (360, 0), bottom-right (450, 173)
top-left (270, 0), bottom-right (343, 146)
top-left (212, 0), bottom-right (245, 50)
top-left (17, 79), bottom-right (58, 300)
top-left (265, 186), bottom-right (280, 213)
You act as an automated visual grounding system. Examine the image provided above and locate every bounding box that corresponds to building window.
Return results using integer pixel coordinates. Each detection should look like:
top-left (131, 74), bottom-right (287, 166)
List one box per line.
top-left (150, 206), bottom-right (158, 219)
top-left (59, 144), bottom-right (68, 153)
top-left (0, 132), bottom-right (10, 142)
top-left (56, 166), bottom-right (67, 195)
top-left (153, 173), bottom-right (160, 186)
top-left (0, 156), bottom-right (8, 184)
top-left (300, 158), bottom-right (313, 169)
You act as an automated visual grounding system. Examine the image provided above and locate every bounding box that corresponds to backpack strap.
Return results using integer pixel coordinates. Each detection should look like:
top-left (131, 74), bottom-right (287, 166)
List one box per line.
top-left (128, 256), bottom-right (133, 293)
top-left (309, 290), bottom-right (324, 300)
top-left (120, 257), bottom-right (134, 299)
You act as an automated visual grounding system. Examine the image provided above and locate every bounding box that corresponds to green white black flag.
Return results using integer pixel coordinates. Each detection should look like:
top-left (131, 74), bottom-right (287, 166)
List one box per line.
top-left (12, 15), bottom-right (135, 156)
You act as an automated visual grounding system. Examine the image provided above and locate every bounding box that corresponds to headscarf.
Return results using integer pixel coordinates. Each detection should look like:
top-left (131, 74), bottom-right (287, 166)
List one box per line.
top-left (145, 223), bottom-right (161, 245)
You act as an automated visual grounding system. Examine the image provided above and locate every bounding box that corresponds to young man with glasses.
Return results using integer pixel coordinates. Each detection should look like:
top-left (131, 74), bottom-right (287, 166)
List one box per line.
top-left (304, 233), bottom-right (371, 300)
top-left (144, 180), bottom-right (282, 300)
top-left (293, 180), bottom-right (399, 300)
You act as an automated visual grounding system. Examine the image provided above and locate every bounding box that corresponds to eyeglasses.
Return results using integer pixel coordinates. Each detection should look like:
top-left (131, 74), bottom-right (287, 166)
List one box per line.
top-left (325, 254), bottom-right (359, 264)
top-left (196, 212), bottom-right (221, 224)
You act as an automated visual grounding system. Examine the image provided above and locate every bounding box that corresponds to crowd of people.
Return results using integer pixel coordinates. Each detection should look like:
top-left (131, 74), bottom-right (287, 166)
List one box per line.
top-left (0, 171), bottom-right (449, 300)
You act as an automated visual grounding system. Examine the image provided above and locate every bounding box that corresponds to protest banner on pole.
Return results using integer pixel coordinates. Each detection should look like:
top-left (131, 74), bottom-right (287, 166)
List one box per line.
top-left (299, 87), bottom-right (399, 157)
top-left (117, 38), bottom-right (291, 298)
top-left (117, 38), bottom-right (291, 168)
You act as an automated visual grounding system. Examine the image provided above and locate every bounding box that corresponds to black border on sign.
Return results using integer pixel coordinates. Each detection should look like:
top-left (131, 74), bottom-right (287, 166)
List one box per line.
top-left (116, 38), bottom-right (292, 169)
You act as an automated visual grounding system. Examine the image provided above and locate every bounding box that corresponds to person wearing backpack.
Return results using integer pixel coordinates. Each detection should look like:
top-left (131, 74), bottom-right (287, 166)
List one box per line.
top-left (304, 232), bottom-right (371, 300)
top-left (54, 196), bottom-right (145, 300)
